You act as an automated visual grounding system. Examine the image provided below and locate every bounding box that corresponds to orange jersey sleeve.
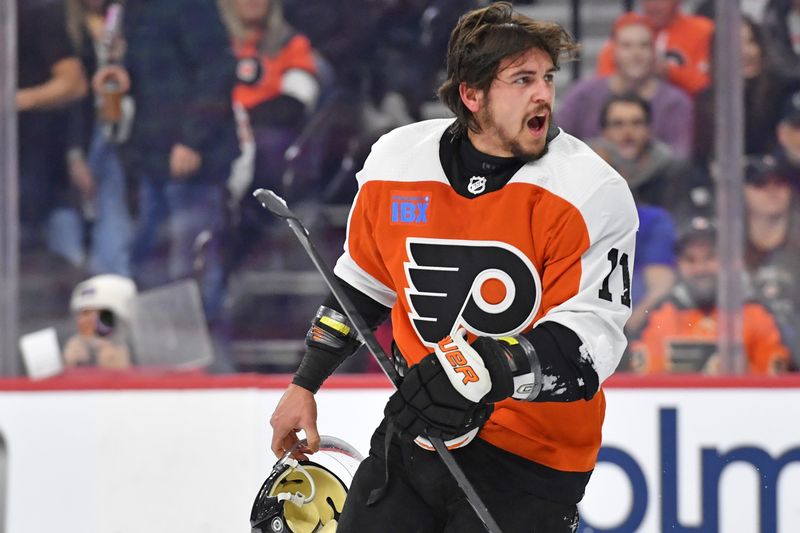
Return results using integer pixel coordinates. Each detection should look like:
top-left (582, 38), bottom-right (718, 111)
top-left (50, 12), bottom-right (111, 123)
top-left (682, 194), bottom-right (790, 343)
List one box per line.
top-left (742, 302), bottom-right (791, 374)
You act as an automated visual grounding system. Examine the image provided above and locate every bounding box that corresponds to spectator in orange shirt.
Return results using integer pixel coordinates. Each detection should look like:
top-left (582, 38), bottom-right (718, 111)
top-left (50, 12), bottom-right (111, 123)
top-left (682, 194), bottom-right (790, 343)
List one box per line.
top-left (595, 0), bottom-right (714, 96)
top-left (219, 0), bottom-right (321, 273)
top-left (631, 217), bottom-right (791, 375)
top-left (221, 0), bottom-right (320, 197)
top-left (559, 12), bottom-right (693, 156)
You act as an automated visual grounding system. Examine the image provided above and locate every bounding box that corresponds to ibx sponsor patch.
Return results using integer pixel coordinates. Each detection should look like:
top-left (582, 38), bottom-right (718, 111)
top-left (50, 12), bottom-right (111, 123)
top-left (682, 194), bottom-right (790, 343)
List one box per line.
top-left (390, 191), bottom-right (430, 225)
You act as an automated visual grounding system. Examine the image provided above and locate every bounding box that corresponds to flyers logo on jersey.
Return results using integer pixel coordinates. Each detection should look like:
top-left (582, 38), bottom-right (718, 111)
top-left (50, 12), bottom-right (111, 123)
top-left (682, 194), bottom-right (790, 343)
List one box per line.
top-left (391, 193), bottom-right (430, 225)
top-left (404, 238), bottom-right (542, 346)
top-left (235, 56), bottom-right (264, 85)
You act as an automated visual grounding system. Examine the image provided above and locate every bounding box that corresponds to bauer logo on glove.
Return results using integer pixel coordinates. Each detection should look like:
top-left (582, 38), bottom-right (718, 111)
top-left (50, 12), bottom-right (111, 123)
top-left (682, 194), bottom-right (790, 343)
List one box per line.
top-left (434, 329), bottom-right (493, 402)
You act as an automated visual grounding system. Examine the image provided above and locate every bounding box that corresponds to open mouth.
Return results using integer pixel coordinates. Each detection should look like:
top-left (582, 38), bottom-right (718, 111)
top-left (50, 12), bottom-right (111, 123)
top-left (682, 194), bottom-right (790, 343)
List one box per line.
top-left (527, 114), bottom-right (547, 135)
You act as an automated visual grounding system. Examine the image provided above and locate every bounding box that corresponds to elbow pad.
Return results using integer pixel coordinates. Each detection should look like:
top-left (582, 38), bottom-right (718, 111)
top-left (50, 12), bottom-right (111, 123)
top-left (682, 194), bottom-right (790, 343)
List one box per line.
top-left (292, 306), bottom-right (363, 393)
top-left (305, 306), bottom-right (362, 353)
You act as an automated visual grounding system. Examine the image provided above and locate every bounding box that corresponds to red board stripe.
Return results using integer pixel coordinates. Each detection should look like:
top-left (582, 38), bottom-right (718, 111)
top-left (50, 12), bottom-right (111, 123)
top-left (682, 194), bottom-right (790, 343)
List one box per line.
top-left (0, 369), bottom-right (799, 392)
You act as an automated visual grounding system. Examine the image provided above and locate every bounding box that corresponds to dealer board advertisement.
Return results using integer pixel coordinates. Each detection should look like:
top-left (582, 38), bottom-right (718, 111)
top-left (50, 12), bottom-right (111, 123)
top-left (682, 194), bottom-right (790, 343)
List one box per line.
top-left (580, 387), bottom-right (800, 533)
top-left (0, 377), bottom-right (796, 532)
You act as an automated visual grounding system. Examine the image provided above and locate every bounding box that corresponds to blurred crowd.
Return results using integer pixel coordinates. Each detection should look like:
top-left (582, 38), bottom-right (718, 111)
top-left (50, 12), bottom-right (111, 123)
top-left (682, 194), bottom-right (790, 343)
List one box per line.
top-left (14, 0), bottom-right (800, 376)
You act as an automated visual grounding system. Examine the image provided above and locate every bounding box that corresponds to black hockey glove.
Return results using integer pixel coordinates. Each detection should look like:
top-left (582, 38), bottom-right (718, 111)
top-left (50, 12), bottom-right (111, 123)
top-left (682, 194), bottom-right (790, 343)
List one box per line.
top-left (385, 329), bottom-right (542, 442)
top-left (385, 351), bottom-right (494, 442)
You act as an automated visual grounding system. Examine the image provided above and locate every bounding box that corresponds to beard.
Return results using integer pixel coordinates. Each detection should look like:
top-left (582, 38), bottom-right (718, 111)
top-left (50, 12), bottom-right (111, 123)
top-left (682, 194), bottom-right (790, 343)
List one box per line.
top-left (685, 276), bottom-right (717, 309)
top-left (510, 136), bottom-right (550, 163)
top-left (616, 138), bottom-right (644, 161)
top-left (477, 103), bottom-right (552, 162)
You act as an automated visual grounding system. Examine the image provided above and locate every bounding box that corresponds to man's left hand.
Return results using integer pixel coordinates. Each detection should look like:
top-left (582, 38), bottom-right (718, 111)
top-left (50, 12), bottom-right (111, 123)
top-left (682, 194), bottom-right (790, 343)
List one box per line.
top-left (385, 329), bottom-right (517, 442)
top-left (385, 352), bottom-right (493, 442)
top-left (170, 144), bottom-right (202, 179)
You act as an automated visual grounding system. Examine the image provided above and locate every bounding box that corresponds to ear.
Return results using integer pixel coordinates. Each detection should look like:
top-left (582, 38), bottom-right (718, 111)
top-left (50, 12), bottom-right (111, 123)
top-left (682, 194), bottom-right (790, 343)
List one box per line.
top-left (459, 82), bottom-right (483, 113)
top-left (777, 123), bottom-right (788, 146)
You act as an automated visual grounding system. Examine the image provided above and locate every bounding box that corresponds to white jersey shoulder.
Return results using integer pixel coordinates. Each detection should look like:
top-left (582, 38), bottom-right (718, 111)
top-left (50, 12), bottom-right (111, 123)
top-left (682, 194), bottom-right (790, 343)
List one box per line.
top-left (355, 119), bottom-right (453, 188)
top-left (511, 128), bottom-right (629, 211)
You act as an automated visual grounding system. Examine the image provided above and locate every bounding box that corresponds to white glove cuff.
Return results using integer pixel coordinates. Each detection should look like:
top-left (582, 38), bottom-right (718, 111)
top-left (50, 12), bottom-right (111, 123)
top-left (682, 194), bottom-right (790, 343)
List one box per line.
top-left (433, 328), bottom-right (492, 403)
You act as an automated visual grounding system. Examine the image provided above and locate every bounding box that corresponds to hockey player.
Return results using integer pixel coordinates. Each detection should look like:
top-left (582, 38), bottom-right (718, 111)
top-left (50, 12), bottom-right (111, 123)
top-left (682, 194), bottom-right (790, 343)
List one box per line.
top-left (268, 3), bottom-right (639, 531)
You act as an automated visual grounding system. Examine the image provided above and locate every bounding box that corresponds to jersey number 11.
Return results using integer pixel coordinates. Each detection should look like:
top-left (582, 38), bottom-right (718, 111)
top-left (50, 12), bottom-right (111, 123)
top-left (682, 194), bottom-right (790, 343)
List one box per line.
top-left (598, 248), bottom-right (631, 308)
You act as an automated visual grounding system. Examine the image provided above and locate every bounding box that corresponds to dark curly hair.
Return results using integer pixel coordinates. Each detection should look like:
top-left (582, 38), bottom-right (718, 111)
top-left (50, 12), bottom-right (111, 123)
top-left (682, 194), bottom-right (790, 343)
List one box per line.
top-left (438, 2), bottom-right (579, 136)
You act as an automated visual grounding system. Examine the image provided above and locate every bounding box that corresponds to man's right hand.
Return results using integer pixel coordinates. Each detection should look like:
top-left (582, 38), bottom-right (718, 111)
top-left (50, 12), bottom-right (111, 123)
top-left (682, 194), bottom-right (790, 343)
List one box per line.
top-left (169, 143), bottom-right (202, 179)
top-left (270, 384), bottom-right (320, 460)
top-left (92, 65), bottom-right (131, 95)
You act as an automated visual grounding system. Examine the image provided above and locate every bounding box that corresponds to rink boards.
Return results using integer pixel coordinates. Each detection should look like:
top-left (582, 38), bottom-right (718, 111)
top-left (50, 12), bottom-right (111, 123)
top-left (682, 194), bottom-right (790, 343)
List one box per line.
top-left (0, 373), bottom-right (797, 533)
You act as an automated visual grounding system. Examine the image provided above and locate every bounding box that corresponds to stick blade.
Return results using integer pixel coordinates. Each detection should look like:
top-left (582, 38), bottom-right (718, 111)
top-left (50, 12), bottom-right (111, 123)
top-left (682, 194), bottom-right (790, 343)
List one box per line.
top-left (253, 188), bottom-right (296, 220)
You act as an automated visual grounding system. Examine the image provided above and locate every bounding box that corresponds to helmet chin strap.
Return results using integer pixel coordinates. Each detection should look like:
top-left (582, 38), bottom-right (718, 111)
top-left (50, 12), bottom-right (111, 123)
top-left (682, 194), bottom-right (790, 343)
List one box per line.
top-left (275, 458), bottom-right (317, 507)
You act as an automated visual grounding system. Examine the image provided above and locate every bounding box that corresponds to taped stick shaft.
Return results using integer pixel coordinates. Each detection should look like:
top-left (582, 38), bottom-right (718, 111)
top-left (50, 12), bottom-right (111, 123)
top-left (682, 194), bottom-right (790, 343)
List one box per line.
top-left (431, 438), bottom-right (503, 533)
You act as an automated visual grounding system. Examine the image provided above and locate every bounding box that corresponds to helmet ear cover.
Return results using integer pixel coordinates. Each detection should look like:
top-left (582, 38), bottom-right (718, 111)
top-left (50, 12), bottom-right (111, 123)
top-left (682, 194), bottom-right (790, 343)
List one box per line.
top-left (270, 463), bottom-right (348, 531)
top-left (251, 436), bottom-right (363, 533)
top-left (251, 460), bottom-right (348, 533)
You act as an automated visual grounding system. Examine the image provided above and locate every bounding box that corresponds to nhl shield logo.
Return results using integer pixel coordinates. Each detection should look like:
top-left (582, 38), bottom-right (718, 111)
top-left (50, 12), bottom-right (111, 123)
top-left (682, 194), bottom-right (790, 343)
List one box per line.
top-left (467, 176), bottom-right (487, 195)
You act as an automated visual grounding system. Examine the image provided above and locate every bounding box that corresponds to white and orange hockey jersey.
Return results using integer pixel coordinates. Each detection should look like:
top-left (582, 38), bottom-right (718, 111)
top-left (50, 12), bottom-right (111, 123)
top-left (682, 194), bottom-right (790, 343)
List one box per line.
top-left (333, 119), bottom-right (638, 474)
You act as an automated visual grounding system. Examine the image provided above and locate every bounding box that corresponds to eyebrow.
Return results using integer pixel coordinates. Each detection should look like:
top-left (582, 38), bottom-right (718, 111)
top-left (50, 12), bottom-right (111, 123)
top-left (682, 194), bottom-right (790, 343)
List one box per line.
top-left (502, 66), bottom-right (559, 78)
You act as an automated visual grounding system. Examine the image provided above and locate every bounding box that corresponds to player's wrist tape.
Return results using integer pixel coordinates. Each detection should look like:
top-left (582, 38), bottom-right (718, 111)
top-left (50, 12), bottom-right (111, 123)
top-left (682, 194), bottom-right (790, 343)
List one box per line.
top-left (497, 335), bottom-right (543, 401)
top-left (292, 347), bottom-right (346, 393)
top-left (293, 306), bottom-right (363, 393)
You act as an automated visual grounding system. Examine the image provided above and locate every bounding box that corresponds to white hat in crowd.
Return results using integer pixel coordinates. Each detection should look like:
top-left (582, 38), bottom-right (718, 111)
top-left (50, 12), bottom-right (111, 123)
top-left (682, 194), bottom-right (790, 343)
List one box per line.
top-left (69, 274), bottom-right (138, 323)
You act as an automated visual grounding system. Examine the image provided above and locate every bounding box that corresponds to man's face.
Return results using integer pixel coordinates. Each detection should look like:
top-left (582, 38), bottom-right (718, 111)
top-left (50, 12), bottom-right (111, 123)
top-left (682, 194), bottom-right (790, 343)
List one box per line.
top-left (234, 0), bottom-right (270, 26)
top-left (602, 101), bottom-right (650, 160)
top-left (740, 22), bottom-right (762, 79)
top-left (613, 24), bottom-right (655, 81)
top-left (81, 0), bottom-right (106, 13)
top-left (76, 309), bottom-right (100, 337)
top-left (745, 175), bottom-right (793, 217)
top-left (468, 48), bottom-right (556, 161)
top-left (641, 0), bottom-right (680, 30)
top-left (778, 122), bottom-right (800, 166)
top-left (678, 240), bottom-right (718, 305)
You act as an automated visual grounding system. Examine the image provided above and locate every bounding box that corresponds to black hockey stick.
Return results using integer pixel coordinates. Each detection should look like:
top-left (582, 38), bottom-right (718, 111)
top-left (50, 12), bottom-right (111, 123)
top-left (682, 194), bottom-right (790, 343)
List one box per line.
top-left (253, 188), bottom-right (502, 533)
